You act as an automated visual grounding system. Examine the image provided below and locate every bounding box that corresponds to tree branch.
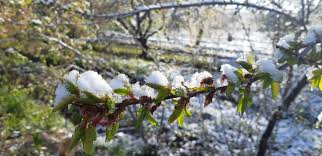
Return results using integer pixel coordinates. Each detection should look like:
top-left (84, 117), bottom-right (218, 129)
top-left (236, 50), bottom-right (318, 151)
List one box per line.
top-left (83, 1), bottom-right (300, 24)
top-left (256, 75), bottom-right (308, 156)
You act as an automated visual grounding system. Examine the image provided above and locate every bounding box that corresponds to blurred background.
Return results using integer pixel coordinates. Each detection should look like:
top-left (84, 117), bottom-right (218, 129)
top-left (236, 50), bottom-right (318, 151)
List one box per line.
top-left (0, 0), bottom-right (322, 155)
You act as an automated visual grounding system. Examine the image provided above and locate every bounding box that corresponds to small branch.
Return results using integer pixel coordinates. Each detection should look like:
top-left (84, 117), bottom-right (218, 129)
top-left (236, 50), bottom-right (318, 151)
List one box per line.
top-left (39, 34), bottom-right (87, 60)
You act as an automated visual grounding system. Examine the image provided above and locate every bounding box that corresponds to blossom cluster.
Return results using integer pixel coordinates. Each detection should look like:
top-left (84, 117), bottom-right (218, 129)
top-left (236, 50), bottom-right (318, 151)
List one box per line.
top-left (54, 55), bottom-right (283, 108)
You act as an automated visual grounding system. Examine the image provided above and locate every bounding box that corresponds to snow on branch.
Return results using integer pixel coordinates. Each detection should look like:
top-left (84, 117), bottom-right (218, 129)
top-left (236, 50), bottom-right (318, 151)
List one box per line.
top-left (82, 1), bottom-right (300, 24)
top-left (52, 26), bottom-right (322, 155)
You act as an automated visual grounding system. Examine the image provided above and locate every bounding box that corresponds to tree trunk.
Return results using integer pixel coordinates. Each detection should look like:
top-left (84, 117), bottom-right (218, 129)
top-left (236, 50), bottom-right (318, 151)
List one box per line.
top-left (256, 76), bottom-right (307, 156)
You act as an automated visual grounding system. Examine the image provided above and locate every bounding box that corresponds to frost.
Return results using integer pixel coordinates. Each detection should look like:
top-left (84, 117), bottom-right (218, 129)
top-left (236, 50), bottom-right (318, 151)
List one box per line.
top-left (64, 70), bottom-right (79, 85)
top-left (110, 74), bottom-right (130, 90)
top-left (145, 71), bottom-right (169, 86)
top-left (277, 34), bottom-right (295, 49)
top-left (54, 84), bottom-right (70, 106)
top-left (220, 64), bottom-right (238, 83)
top-left (303, 25), bottom-right (322, 45)
top-left (132, 82), bottom-right (157, 98)
top-left (77, 71), bottom-right (112, 97)
top-left (185, 71), bottom-right (212, 88)
top-left (255, 59), bottom-right (283, 81)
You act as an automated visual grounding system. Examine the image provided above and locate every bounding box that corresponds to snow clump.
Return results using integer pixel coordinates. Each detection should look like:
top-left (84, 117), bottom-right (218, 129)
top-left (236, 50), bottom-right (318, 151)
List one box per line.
top-left (277, 34), bottom-right (295, 49)
top-left (145, 71), bottom-right (169, 86)
top-left (77, 71), bottom-right (113, 97)
top-left (185, 71), bottom-right (212, 88)
top-left (220, 64), bottom-right (238, 83)
top-left (110, 74), bottom-right (130, 90)
top-left (54, 84), bottom-right (71, 106)
top-left (255, 59), bottom-right (283, 82)
top-left (303, 25), bottom-right (322, 45)
top-left (132, 82), bottom-right (157, 98)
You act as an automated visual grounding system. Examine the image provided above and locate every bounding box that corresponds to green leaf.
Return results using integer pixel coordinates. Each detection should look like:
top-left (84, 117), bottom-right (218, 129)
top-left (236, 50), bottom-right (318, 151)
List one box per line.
top-left (184, 108), bottom-right (192, 117)
top-left (81, 126), bottom-right (97, 155)
top-left (255, 72), bottom-right (270, 79)
top-left (146, 83), bottom-right (169, 91)
top-left (168, 108), bottom-right (183, 124)
top-left (225, 83), bottom-right (235, 96)
top-left (234, 69), bottom-right (245, 82)
top-left (271, 81), bottom-right (279, 99)
top-left (177, 111), bottom-right (185, 127)
top-left (106, 123), bottom-right (119, 142)
top-left (53, 95), bottom-right (75, 112)
top-left (236, 89), bottom-right (252, 114)
top-left (237, 61), bottom-right (253, 71)
top-left (106, 99), bottom-right (115, 111)
top-left (66, 81), bottom-right (79, 95)
top-left (237, 94), bottom-right (245, 114)
top-left (246, 52), bottom-right (255, 64)
top-left (263, 77), bottom-right (273, 89)
top-left (171, 88), bottom-right (187, 97)
top-left (190, 87), bottom-right (207, 91)
top-left (319, 76), bottom-right (322, 91)
top-left (68, 126), bottom-right (83, 152)
top-left (80, 91), bottom-right (104, 104)
top-left (113, 88), bottom-right (130, 96)
top-left (146, 112), bottom-right (159, 126)
top-left (154, 91), bottom-right (169, 104)
top-left (135, 108), bottom-right (148, 128)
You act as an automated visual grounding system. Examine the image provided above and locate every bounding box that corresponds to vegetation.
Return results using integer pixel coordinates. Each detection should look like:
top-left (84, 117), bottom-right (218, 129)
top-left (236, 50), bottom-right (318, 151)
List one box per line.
top-left (1, 0), bottom-right (322, 156)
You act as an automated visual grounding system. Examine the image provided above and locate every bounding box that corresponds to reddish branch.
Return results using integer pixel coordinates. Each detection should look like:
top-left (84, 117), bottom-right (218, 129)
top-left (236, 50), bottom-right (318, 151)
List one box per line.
top-left (72, 85), bottom-right (227, 127)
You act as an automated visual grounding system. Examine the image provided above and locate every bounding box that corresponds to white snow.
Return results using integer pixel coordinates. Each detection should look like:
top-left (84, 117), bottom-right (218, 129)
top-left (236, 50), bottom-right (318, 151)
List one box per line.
top-left (318, 111), bottom-right (322, 123)
top-left (31, 19), bottom-right (42, 25)
top-left (132, 82), bottom-right (157, 98)
top-left (110, 74), bottom-right (130, 90)
top-left (185, 71), bottom-right (213, 88)
top-left (220, 64), bottom-right (238, 83)
top-left (303, 25), bottom-right (322, 45)
top-left (255, 59), bottom-right (283, 82)
top-left (306, 66), bottom-right (321, 80)
top-left (171, 75), bottom-right (185, 89)
top-left (64, 70), bottom-right (79, 85)
top-left (145, 71), bottom-right (169, 86)
top-left (277, 34), bottom-right (295, 49)
top-left (77, 71), bottom-right (112, 97)
top-left (54, 84), bottom-right (70, 105)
